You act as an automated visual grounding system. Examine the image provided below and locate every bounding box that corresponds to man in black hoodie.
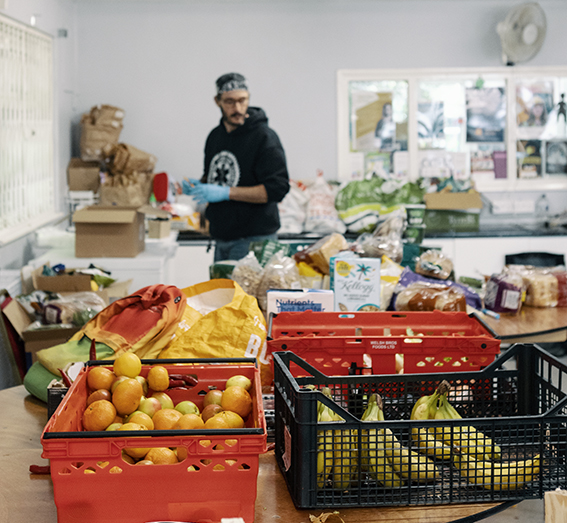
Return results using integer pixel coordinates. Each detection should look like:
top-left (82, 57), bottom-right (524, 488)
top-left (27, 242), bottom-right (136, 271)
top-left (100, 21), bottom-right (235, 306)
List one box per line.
top-left (183, 73), bottom-right (290, 262)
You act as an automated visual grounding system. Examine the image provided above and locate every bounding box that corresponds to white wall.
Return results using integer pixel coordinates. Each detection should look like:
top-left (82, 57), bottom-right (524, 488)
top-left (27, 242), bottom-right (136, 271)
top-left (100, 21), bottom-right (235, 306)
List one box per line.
top-left (72, 0), bottom-right (567, 184)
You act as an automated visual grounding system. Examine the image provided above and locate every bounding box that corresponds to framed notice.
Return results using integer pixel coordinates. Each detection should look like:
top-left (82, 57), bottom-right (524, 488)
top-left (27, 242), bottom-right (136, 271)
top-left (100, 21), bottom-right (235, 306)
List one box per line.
top-left (545, 140), bottom-right (567, 175)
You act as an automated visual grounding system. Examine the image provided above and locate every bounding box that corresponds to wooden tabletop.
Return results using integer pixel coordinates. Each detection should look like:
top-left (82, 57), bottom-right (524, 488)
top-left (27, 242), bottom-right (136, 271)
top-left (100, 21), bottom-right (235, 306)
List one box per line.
top-left (0, 384), bottom-right (518, 523)
top-left (473, 305), bottom-right (567, 343)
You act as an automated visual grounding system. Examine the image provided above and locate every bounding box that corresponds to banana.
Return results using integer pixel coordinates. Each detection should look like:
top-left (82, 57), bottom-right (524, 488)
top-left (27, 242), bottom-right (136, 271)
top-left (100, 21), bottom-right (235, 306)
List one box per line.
top-left (453, 449), bottom-right (541, 491)
top-left (435, 392), bottom-right (502, 462)
top-left (361, 394), bottom-right (404, 488)
top-left (375, 395), bottom-right (439, 483)
top-left (410, 386), bottom-right (452, 461)
top-left (316, 401), bottom-right (335, 489)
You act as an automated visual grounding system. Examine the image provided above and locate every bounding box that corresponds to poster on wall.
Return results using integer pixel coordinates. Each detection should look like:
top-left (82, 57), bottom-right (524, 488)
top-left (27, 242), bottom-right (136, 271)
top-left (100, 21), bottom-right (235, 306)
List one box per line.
top-left (418, 101), bottom-right (445, 148)
top-left (518, 140), bottom-right (543, 178)
top-left (516, 82), bottom-right (554, 140)
top-left (545, 140), bottom-right (567, 174)
top-left (466, 87), bottom-right (506, 143)
top-left (351, 91), bottom-right (393, 152)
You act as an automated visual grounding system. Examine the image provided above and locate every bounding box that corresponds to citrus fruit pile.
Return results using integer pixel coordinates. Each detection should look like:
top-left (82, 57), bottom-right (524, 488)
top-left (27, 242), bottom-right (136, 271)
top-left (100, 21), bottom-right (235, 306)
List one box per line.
top-left (81, 352), bottom-right (254, 465)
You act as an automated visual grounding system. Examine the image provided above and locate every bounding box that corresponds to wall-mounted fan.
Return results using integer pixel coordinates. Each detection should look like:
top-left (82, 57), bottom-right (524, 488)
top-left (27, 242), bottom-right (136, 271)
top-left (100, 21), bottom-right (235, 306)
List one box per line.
top-left (496, 2), bottom-right (547, 65)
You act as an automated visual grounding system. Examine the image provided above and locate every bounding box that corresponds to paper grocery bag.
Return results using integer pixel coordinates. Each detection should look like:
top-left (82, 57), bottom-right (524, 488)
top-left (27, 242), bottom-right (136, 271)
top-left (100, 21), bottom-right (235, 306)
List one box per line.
top-left (99, 171), bottom-right (154, 206)
top-left (109, 143), bottom-right (157, 175)
top-left (159, 279), bottom-right (272, 387)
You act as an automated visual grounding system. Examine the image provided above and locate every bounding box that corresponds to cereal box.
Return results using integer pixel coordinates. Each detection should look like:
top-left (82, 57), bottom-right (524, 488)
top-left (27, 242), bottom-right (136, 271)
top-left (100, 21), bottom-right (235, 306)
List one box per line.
top-left (331, 255), bottom-right (381, 311)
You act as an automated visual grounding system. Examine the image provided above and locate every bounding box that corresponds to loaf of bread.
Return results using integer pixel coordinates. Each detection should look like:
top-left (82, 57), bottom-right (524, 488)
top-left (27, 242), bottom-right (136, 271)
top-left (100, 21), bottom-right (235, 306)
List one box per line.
top-left (414, 249), bottom-right (453, 280)
top-left (394, 282), bottom-right (466, 312)
top-left (523, 271), bottom-right (558, 308)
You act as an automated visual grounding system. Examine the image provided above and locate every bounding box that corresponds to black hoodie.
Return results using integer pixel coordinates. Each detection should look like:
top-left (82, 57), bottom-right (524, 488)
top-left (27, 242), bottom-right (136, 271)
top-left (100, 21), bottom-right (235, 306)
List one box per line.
top-left (202, 107), bottom-right (290, 241)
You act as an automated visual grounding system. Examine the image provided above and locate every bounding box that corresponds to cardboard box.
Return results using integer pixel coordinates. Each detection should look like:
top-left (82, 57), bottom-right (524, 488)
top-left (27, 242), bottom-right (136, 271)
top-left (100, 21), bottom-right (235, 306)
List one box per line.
top-left (148, 218), bottom-right (171, 239)
top-left (73, 206), bottom-right (145, 258)
top-left (331, 255), bottom-right (381, 312)
top-left (424, 209), bottom-right (480, 233)
top-left (266, 289), bottom-right (334, 317)
top-left (67, 158), bottom-right (101, 192)
top-left (424, 189), bottom-right (483, 210)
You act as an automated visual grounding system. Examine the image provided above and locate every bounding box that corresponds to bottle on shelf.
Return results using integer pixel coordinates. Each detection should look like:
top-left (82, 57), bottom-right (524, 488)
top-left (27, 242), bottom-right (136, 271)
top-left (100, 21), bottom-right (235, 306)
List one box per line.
top-left (535, 194), bottom-right (550, 224)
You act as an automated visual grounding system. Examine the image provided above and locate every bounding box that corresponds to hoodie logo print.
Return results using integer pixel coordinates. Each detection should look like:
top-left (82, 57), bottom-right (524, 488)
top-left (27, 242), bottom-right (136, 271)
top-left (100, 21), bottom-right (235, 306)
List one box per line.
top-left (207, 151), bottom-right (240, 187)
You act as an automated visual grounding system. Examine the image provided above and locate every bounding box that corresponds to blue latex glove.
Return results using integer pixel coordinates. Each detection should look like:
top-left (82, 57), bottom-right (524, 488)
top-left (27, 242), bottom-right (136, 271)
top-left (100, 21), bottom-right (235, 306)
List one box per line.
top-left (182, 178), bottom-right (202, 195)
top-left (188, 183), bottom-right (230, 204)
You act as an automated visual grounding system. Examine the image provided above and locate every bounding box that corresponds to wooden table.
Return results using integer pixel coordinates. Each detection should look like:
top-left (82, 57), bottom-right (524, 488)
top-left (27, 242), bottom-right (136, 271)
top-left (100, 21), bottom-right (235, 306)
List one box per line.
top-left (0, 385), bottom-right (518, 523)
top-left (473, 305), bottom-right (567, 344)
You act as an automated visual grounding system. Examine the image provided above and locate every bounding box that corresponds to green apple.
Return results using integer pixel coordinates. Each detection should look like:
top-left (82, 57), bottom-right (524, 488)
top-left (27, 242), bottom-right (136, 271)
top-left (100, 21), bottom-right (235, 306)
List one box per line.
top-left (135, 375), bottom-right (149, 396)
top-left (106, 422), bottom-right (123, 431)
top-left (139, 397), bottom-right (162, 418)
top-left (225, 374), bottom-right (252, 392)
top-left (174, 400), bottom-right (200, 416)
top-left (151, 391), bottom-right (174, 410)
top-left (203, 389), bottom-right (223, 407)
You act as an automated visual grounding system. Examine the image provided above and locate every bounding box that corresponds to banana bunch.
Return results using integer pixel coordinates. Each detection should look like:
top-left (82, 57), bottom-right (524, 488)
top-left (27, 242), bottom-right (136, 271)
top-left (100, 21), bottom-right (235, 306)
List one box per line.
top-left (374, 394), bottom-right (440, 484)
top-left (409, 382), bottom-right (452, 460)
top-left (360, 394), bottom-right (404, 488)
top-left (411, 380), bottom-right (501, 462)
top-left (316, 390), bottom-right (335, 489)
top-left (453, 448), bottom-right (541, 491)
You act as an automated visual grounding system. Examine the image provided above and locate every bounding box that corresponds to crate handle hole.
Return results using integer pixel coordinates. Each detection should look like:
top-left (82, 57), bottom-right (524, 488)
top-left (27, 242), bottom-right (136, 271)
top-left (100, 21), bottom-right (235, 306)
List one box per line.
top-left (239, 463), bottom-right (251, 470)
top-left (97, 461), bottom-right (109, 469)
top-left (187, 464), bottom-right (200, 472)
top-left (404, 338), bottom-right (423, 344)
top-left (213, 444), bottom-right (225, 451)
top-left (225, 459), bottom-right (238, 467)
top-left (59, 467), bottom-right (72, 475)
top-left (71, 461), bottom-right (84, 469)
top-left (109, 466), bottom-right (122, 474)
top-left (338, 314), bottom-right (355, 319)
top-left (84, 467), bottom-right (97, 475)
top-left (200, 459), bottom-right (212, 466)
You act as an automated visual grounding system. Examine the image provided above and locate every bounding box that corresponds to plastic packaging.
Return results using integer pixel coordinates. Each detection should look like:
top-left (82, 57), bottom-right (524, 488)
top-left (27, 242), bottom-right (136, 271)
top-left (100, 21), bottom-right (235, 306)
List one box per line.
top-left (42, 292), bottom-right (107, 326)
top-left (256, 251), bottom-right (302, 313)
top-left (394, 281), bottom-right (467, 312)
top-left (231, 252), bottom-right (264, 296)
top-left (414, 249), bottom-right (453, 280)
top-left (293, 232), bottom-right (349, 275)
top-left (303, 171), bottom-right (346, 234)
top-left (484, 270), bottom-right (523, 314)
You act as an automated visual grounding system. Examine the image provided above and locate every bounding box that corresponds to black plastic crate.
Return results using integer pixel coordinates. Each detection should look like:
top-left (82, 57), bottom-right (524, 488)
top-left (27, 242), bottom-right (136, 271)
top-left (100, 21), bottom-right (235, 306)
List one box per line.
top-left (273, 344), bottom-right (567, 509)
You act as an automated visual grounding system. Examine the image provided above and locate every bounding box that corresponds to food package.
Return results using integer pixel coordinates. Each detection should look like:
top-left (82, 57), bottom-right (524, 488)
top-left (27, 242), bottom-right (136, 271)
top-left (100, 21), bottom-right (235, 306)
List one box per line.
top-left (303, 171), bottom-right (346, 234)
top-left (552, 270), bottom-right (567, 307)
top-left (415, 249), bottom-right (453, 280)
top-left (522, 270), bottom-right (558, 308)
top-left (484, 270), bottom-right (523, 314)
top-left (42, 292), bottom-right (107, 326)
top-left (380, 255), bottom-right (404, 311)
top-left (394, 282), bottom-right (466, 312)
top-left (107, 143), bottom-right (157, 175)
top-left (231, 252), bottom-right (264, 297)
top-left (295, 232), bottom-right (349, 275)
top-left (79, 105), bottom-right (125, 161)
top-left (297, 261), bottom-right (324, 289)
top-left (354, 211), bottom-right (405, 263)
top-left (331, 254), bottom-right (381, 312)
top-left (256, 251), bottom-right (301, 313)
top-left (99, 171), bottom-right (154, 207)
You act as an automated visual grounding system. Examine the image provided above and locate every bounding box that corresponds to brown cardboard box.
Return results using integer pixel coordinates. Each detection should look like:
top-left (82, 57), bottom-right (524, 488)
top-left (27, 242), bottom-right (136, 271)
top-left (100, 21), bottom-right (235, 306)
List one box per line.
top-left (148, 219), bottom-right (171, 239)
top-left (423, 189), bottom-right (483, 210)
top-left (73, 206), bottom-right (145, 258)
top-left (67, 158), bottom-right (101, 192)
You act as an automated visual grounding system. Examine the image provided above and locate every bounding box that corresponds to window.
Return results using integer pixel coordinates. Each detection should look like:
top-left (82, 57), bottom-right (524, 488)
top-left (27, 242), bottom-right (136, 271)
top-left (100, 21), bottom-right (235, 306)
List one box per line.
top-left (0, 14), bottom-right (58, 245)
top-left (337, 67), bottom-right (567, 192)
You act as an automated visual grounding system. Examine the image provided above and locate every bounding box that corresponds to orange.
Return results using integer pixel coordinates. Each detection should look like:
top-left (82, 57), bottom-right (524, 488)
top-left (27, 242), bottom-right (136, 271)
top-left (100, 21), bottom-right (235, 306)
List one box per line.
top-left (119, 422), bottom-right (150, 459)
top-left (174, 413), bottom-right (205, 430)
top-left (87, 367), bottom-right (116, 391)
top-left (136, 460), bottom-right (154, 465)
top-left (127, 411), bottom-right (155, 430)
top-left (121, 452), bottom-right (136, 464)
top-left (112, 378), bottom-right (143, 416)
top-left (214, 410), bottom-right (245, 429)
top-left (113, 352), bottom-right (142, 378)
top-left (152, 408), bottom-right (183, 430)
top-left (147, 365), bottom-right (169, 392)
top-left (176, 447), bottom-right (188, 461)
top-left (82, 399), bottom-right (117, 431)
top-left (220, 385), bottom-right (253, 419)
top-left (204, 413), bottom-right (232, 429)
top-left (145, 447), bottom-right (178, 465)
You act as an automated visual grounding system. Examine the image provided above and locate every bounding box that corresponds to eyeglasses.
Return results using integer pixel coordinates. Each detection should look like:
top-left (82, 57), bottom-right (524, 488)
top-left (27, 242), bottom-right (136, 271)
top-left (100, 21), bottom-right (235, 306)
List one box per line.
top-left (220, 97), bottom-right (249, 107)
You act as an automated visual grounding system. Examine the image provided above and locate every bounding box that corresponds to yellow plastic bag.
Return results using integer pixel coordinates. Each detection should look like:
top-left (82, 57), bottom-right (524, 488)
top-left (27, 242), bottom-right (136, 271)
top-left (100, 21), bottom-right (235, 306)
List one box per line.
top-left (159, 279), bottom-right (272, 387)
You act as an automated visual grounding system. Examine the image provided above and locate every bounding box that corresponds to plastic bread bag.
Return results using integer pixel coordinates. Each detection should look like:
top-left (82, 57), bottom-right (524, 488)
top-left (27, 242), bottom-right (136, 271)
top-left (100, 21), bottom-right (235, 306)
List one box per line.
top-left (354, 210), bottom-right (405, 263)
top-left (256, 251), bottom-right (302, 313)
top-left (277, 179), bottom-right (309, 234)
top-left (484, 269), bottom-right (524, 314)
top-left (379, 255), bottom-right (404, 310)
top-left (391, 266), bottom-right (482, 310)
top-left (521, 267), bottom-right (558, 308)
top-left (293, 232), bottom-right (349, 275)
top-left (414, 249), bottom-right (454, 280)
top-left (231, 251), bottom-right (264, 296)
top-left (42, 291), bottom-right (107, 326)
top-left (551, 269), bottom-right (567, 307)
top-left (394, 281), bottom-right (467, 312)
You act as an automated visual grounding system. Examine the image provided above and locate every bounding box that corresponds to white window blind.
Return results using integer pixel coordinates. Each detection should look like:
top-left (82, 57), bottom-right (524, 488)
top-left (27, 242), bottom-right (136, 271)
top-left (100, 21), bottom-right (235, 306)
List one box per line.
top-left (0, 14), bottom-right (56, 245)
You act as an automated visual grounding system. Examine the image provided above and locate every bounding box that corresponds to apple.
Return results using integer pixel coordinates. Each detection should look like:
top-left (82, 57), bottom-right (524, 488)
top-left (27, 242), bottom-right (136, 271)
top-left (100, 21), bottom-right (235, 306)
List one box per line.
top-left (135, 375), bottom-right (149, 396)
top-left (201, 403), bottom-right (223, 422)
top-left (106, 422), bottom-right (123, 431)
top-left (151, 391), bottom-right (174, 410)
top-left (225, 374), bottom-right (252, 392)
top-left (203, 389), bottom-right (223, 407)
top-left (138, 397), bottom-right (162, 418)
top-left (175, 400), bottom-right (200, 416)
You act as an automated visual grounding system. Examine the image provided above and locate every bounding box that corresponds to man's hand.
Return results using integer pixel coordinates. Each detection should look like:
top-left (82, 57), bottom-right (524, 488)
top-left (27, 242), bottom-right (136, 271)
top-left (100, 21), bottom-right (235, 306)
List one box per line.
top-left (183, 179), bottom-right (230, 204)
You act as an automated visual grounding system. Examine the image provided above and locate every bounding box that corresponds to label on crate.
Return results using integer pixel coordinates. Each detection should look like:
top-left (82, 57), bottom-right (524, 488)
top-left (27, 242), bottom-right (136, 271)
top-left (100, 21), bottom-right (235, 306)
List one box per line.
top-left (266, 289), bottom-right (335, 317)
top-left (283, 424), bottom-right (292, 471)
top-left (331, 255), bottom-right (381, 312)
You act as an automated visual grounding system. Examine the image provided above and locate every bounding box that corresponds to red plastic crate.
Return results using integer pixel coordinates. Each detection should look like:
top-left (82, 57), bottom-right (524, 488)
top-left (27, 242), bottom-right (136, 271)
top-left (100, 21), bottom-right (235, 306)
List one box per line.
top-left (41, 358), bottom-right (267, 523)
top-left (267, 310), bottom-right (500, 375)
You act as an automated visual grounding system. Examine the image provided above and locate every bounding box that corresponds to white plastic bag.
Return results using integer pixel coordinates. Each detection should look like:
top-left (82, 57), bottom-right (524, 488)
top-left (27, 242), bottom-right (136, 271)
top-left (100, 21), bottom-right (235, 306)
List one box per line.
top-left (278, 180), bottom-right (308, 234)
top-left (304, 171), bottom-right (346, 234)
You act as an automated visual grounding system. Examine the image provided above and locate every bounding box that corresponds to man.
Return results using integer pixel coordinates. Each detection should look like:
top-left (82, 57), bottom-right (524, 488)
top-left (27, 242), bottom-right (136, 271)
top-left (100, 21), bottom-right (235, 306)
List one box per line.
top-left (183, 73), bottom-right (290, 261)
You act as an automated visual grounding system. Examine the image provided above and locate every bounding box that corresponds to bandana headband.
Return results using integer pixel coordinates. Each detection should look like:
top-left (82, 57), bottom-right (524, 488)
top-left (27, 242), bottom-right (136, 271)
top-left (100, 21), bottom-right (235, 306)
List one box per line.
top-left (216, 74), bottom-right (248, 95)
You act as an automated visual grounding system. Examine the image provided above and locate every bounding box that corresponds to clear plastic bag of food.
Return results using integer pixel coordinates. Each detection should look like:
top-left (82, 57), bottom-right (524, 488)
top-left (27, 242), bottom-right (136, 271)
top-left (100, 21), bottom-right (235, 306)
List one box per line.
top-left (394, 281), bottom-right (466, 312)
top-left (354, 211), bottom-right (405, 263)
top-left (484, 269), bottom-right (524, 314)
top-left (380, 255), bottom-right (404, 310)
top-left (256, 251), bottom-right (301, 312)
top-left (42, 291), bottom-right (107, 326)
top-left (519, 266), bottom-right (558, 308)
top-left (293, 232), bottom-right (349, 275)
top-left (230, 251), bottom-right (264, 296)
top-left (414, 249), bottom-right (454, 280)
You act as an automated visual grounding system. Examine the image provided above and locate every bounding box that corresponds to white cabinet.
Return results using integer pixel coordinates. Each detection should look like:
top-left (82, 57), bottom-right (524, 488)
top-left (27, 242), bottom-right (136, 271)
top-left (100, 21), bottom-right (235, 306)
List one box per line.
top-left (171, 244), bottom-right (215, 289)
